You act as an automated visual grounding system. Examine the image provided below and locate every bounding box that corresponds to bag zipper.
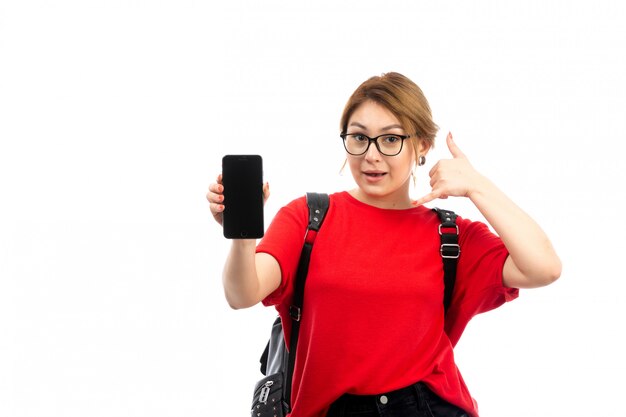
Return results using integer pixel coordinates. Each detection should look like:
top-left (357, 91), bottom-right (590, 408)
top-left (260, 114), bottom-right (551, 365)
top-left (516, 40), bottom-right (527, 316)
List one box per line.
top-left (259, 380), bottom-right (274, 404)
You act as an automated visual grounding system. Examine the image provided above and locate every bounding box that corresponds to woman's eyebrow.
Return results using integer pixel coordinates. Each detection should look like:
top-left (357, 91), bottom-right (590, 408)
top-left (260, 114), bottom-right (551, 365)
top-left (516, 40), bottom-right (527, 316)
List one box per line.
top-left (382, 124), bottom-right (403, 131)
top-left (348, 122), bottom-right (367, 130)
top-left (348, 122), bottom-right (404, 131)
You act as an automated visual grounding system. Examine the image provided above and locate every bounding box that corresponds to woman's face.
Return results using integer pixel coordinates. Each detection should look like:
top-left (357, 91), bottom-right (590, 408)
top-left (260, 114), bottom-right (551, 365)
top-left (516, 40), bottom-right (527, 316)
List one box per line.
top-left (346, 100), bottom-right (420, 209)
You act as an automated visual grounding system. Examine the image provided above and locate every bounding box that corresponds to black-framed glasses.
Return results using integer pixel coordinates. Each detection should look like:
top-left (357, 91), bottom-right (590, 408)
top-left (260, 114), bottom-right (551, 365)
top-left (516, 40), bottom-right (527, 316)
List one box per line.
top-left (340, 133), bottom-right (411, 156)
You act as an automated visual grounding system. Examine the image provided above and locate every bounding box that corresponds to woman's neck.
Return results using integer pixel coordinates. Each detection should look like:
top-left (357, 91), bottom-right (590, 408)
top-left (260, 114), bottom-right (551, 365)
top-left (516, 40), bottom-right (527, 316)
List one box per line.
top-left (348, 188), bottom-right (414, 210)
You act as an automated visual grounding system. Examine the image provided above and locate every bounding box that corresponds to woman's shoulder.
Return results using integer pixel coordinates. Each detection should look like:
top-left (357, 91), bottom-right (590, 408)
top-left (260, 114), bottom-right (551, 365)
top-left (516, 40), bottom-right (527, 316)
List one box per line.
top-left (282, 191), bottom-right (346, 210)
top-left (274, 192), bottom-right (341, 224)
top-left (449, 212), bottom-right (501, 246)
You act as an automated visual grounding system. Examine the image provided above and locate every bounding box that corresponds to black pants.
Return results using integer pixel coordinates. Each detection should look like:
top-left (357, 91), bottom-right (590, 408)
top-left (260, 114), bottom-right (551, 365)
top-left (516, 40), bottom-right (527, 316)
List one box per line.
top-left (326, 382), bottom-right (469, 417)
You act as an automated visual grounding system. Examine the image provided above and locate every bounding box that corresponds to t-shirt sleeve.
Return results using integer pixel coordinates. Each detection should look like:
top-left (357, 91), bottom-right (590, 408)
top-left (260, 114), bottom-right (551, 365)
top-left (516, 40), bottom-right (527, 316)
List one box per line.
top-left (256, 196), bottom-right (308, 307)
top-left (444, 218), bottom-right (519, 346)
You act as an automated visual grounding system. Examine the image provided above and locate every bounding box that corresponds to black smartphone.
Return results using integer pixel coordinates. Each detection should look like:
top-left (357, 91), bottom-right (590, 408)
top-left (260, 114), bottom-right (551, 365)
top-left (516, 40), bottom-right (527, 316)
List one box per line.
top-left (221, 155), bottom-right (264, 239)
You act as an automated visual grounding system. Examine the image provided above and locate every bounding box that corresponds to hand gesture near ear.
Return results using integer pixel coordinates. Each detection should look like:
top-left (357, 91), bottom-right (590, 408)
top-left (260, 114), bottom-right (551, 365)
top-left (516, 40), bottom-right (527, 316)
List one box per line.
top-left (413, 132), bottom-right (562, 288)
top-left (413, 132), bottom-right (485, 207)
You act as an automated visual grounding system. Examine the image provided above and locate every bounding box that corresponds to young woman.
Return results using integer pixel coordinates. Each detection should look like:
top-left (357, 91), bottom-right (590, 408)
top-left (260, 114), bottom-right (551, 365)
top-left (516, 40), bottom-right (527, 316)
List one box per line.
top-left (207, 72), bottom-right (561, 417)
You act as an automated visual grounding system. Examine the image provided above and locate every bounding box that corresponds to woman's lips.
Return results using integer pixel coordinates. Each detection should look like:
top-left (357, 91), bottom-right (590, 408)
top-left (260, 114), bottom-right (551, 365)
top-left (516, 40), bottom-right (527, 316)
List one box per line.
top-left (363, 171), bottom-right (387, 182)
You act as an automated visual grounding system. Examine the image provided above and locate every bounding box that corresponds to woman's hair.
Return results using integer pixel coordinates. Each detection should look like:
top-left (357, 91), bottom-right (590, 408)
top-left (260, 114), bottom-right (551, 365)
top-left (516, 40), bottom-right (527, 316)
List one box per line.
top-left (340, 72), bottom-right (439, 159)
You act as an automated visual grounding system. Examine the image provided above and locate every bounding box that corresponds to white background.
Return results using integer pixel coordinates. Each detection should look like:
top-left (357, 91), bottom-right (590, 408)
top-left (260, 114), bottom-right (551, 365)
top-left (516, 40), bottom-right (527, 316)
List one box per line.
top-left (1, 1), bottom-right (625, 416)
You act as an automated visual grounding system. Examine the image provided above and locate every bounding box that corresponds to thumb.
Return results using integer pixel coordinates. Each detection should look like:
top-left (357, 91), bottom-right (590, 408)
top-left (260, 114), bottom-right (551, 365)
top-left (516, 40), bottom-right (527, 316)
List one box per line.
top-left (262, 182), bottom-right (270, 203)
top-left (447, 132), bottom-right (466, 159)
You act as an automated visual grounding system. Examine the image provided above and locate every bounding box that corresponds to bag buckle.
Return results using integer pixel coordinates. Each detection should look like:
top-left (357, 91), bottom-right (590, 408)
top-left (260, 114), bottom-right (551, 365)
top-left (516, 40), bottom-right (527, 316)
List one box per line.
top-left (259, 380), bottom-right (273, 404)
top-left (440, 243), bottom-right (461, 259)
top-left (438, 224), bottom-right (459, 235)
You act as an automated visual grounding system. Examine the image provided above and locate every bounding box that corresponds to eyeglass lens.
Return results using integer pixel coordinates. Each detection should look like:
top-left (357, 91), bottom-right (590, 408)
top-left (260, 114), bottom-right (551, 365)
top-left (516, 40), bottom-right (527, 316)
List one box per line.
top-left (343, 134), bottom-right (404, 156)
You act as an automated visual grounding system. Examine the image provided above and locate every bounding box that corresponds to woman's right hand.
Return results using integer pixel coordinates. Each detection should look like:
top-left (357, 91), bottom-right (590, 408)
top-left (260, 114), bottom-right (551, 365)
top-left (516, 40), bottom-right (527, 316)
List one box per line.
top-left (207, 174), bottom-right (226, 226)
top-left (206, 174), bottom-right (271, 227)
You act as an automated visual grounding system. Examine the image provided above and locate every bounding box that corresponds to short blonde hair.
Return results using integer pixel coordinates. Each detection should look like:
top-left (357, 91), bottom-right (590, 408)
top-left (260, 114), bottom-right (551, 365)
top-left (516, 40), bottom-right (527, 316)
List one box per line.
top-left (340, 72), bottom-right (438, 160)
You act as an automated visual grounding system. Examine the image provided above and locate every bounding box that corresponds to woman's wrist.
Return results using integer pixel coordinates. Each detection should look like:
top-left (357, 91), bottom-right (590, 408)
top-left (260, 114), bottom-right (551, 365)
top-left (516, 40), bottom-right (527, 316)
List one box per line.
top-left (467, 172), bottom-right (495, 203)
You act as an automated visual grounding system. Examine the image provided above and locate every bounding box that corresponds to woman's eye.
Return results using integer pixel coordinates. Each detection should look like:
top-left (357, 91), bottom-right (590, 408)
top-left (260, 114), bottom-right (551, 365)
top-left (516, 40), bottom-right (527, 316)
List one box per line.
top-left (383, 135), bottom-right (400, 143)
top-left (353, 134), bottom-right (367, 142)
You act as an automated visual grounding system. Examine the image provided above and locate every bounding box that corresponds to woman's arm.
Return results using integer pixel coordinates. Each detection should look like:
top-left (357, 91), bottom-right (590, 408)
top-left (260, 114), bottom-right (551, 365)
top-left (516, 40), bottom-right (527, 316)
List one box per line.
top-left (414, 133), bottom-right (562, 289)
top-left (222, 241), bottom-right (281, 309)
top-left (207, 176), bottom-right (281, 308)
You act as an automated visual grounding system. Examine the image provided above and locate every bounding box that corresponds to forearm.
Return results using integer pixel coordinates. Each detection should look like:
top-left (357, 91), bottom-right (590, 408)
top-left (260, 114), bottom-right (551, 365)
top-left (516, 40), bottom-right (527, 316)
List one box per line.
top-left (222, 239), bottom-right (262, 309)
top-left (469, 176), bottom-right (562, 287)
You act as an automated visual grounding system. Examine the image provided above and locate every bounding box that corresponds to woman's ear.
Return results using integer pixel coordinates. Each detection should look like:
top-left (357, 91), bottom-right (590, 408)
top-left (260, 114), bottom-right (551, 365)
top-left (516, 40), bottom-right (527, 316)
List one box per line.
top-left (418, 139), bottom-right (431, 156)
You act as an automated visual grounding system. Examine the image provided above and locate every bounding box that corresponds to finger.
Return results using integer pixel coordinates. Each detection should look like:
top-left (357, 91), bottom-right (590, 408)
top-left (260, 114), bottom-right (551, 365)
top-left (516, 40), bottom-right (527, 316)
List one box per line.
top-left (206, 190), bottom-right (224, 204)
top-left (412, 191), bottom-right (439, 207)
top-left (428, 160), bottom-right (440, 178)
top-left (429, 171), bottom-right (443, 188)
top-left (263, 182), bottom-right (270, 201)
top-left (208, 182), bottom-right (224, 194)
top-left (217, 173), bottom-right (223, 184)
top-left (446, 132), bottom-right (466, 159)
top-left (209, 202), bottom-right (225, 215)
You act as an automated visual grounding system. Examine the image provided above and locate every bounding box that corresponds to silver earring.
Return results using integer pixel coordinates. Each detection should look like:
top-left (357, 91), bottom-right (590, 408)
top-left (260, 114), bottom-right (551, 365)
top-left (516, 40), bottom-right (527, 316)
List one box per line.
top-left (418, 155), bottom-right (426, 166)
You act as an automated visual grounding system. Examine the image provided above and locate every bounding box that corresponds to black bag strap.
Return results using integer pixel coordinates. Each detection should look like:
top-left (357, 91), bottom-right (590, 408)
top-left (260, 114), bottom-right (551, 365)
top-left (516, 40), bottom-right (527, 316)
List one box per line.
top-left (284, 192), bottom-right (330, 410)
top-left (433, 208), bottom-right (460, 314)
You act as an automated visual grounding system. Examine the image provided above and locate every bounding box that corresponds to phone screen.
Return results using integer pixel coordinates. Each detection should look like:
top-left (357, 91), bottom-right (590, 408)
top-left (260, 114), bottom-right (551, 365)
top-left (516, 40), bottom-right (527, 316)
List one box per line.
top-left (222, 155), bottom-right (264, 239)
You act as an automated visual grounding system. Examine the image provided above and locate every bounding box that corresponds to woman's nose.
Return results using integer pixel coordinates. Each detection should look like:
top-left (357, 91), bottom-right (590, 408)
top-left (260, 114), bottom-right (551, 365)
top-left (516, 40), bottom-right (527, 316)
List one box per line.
top-left (364, 140), bottom-right (382, 161)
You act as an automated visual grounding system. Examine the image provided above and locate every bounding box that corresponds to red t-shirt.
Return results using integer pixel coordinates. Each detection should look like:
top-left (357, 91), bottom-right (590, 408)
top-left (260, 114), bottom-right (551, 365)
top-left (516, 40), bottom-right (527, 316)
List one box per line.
top-left (257, 192), bottom-right (518, 417)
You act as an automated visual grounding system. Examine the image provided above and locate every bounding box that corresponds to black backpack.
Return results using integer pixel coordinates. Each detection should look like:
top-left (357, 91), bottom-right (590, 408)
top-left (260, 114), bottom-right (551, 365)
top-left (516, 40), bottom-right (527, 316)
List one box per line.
top-left (251, 193), bottom-right (460, 417)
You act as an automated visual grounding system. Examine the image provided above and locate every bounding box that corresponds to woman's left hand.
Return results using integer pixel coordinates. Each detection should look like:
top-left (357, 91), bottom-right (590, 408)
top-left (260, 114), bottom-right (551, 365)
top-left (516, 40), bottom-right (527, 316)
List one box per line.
top-left (413, 132), bottom-right (485, 206)
top-left (414, 132), bottom-right (561, 288)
